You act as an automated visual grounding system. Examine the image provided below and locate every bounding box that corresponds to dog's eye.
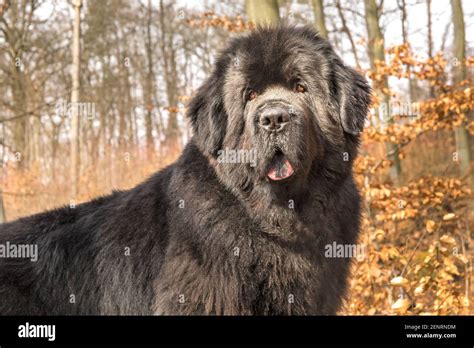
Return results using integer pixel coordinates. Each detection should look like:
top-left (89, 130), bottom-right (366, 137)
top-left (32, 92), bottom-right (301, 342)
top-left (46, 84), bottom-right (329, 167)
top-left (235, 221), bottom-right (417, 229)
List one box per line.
top-left (247, 90), bottom-right (258, 101)
top-left (295, 84), bottom-right (306, 93)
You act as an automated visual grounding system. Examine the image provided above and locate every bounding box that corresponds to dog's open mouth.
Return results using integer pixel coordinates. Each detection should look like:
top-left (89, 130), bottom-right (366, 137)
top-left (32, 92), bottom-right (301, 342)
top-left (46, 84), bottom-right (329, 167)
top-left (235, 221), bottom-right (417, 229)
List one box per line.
top-left (267, 151), bottom-right (294, 181)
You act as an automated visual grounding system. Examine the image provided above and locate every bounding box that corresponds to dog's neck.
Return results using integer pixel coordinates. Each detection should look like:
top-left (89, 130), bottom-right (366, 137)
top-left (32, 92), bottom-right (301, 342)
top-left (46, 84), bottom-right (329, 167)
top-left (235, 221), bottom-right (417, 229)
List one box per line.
top-left (180, 140), bottom-right (336, 245)
top-left (205, 160), bottom-right (319, 244)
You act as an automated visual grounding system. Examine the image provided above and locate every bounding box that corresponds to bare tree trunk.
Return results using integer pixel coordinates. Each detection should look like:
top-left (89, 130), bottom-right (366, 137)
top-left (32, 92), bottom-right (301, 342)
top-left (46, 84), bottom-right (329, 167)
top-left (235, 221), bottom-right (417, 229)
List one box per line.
top-left (245, 0), bottom-right (280, 26)
top-left (0, 0), bottom-right (10, 19)
top-left (311, 0), bottom-right (328, 39)
top-left (426, 0), bottom-right (434, 98)
top-left (328, 14), bottom-right (341, 51)
top-left (144, 0), bottom-right (155, 153)
top-left (70, 0), bottom-right (82, 199)
top-left (159, 0), bottom-right (180, 151)
top-left (0, 122), bottom-right (6, 223)
top-left (364, 0), bottom-right (402, 185)
top-left (4, 0), bottom-right (32, 169)
top-left (50, 122), bottom-right (60, 183)
top-left (335, 0), bottom-right (360, 66)
top-left (117, 27), bottom-right (133, 149)
top-left (450, 0), bottom-right (472, 188)
top-left (398, 0), bottom-right (418, 103)
top-left (12, 64), bottom-right (28, 168)
top-left (0, 192), bottom-right (5, 223)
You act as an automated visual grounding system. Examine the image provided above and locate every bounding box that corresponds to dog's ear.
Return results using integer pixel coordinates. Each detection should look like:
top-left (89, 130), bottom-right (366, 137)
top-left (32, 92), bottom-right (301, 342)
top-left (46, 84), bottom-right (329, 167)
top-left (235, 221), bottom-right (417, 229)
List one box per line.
top-left (335, 64), bottom-right (372, 135)
top-left (187, 74), bottom-right (227, 157)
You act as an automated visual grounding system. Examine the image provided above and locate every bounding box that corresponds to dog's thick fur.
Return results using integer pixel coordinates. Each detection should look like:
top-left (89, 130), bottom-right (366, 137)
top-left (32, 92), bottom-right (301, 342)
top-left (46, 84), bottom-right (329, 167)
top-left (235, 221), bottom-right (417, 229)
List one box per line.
top-left (0, 26), bottom-right (370, 315)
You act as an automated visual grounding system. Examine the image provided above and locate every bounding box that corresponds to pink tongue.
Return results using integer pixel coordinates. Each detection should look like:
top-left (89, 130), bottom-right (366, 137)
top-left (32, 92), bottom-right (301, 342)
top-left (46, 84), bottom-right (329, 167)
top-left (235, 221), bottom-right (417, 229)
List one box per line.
top-left (267, 157), bottom-right (294, 181)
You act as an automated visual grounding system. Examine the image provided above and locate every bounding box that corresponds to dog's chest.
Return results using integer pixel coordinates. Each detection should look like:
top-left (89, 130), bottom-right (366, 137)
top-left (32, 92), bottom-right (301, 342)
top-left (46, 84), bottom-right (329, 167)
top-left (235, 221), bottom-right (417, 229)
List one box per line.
top-left (154, 181), bottom-right (342, 315)
top-left (152, 227), bottom-right (327, 315)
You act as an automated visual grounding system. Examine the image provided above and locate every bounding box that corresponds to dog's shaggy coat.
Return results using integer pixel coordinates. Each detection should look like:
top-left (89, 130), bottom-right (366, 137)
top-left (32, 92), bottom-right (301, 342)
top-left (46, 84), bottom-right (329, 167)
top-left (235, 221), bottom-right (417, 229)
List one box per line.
top-left (0, 25), bottom-right (370, 315)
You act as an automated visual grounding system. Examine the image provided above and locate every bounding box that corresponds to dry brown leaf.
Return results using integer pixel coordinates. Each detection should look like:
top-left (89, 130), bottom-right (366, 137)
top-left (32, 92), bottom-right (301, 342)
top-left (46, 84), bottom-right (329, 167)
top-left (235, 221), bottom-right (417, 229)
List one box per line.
top-left (442, 213), bottom-right (456, 221)
top-left (414, 284), bottom-right (426, 295)
top-left (390, 276), bottom-right (409, 287)
top-left (426, 220), bottom-right (436, 233)
top-left (391, 298), bottom-right (411, 313)
top-left (439, 235), bottom-right (456, 246)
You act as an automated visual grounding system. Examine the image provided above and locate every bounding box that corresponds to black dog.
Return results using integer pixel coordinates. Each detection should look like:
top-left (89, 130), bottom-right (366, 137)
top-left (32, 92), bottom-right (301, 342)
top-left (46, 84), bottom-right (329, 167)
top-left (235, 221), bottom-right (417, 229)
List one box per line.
top-left (0, 25), bottom-right (371, 315)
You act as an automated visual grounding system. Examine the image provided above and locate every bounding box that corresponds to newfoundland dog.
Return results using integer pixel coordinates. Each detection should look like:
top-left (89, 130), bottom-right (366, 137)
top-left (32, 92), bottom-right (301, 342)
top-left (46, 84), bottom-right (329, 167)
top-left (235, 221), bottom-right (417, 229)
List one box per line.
top-left (0, 25), bottom-right (370, 315)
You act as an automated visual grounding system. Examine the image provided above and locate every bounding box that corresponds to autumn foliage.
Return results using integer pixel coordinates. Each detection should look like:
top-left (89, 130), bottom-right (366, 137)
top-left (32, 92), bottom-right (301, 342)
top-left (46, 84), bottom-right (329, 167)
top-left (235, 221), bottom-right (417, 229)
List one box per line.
top-left (186, 12), bottom-right (254, 32)
top-left (344, 43), bottom-right (473, 315)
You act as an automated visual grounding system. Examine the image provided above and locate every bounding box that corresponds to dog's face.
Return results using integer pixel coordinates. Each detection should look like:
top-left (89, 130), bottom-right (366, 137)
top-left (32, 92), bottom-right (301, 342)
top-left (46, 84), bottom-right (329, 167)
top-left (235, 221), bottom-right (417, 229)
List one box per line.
top-left (187, 26), bottom-right (371, 218)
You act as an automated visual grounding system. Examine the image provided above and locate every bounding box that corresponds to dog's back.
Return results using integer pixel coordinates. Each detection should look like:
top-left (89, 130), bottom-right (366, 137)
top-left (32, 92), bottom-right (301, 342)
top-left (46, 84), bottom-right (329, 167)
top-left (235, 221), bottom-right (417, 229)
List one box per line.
top-left (0, 168), bottom-right (172, 315)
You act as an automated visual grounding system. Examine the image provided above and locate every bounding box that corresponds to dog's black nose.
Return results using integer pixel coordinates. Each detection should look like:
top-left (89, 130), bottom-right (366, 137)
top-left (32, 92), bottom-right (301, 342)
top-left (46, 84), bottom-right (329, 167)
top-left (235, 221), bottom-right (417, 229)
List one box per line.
top-left (259, 107), bottom-right (289, 132)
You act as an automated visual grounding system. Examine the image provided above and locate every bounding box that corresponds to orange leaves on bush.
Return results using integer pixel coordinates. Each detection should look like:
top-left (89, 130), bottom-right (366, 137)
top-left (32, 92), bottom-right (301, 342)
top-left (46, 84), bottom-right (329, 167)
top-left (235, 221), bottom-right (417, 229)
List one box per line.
top-left (343, 174), bottom-right (470, 315)
top-left (367, 44), bottom-right (465, 88)
top-left (186, 12), bottom-right (253, 32)
top-left (364, 85), bottom-right (473, 145)
top-left (367, 176), bottom-right (468, 223)
top-left (342, 43), bottom-right (472, 316)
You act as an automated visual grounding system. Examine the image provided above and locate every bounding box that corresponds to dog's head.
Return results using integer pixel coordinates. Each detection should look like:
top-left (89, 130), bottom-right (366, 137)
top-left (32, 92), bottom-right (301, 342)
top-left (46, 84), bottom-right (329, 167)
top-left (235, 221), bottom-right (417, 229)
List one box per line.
top-left (187, 25), bottom-right (371, 208)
